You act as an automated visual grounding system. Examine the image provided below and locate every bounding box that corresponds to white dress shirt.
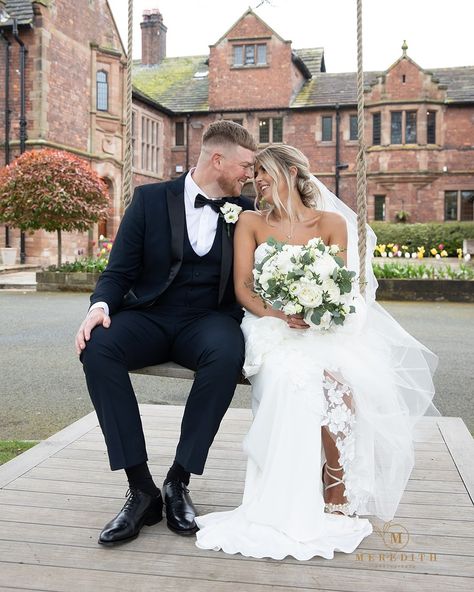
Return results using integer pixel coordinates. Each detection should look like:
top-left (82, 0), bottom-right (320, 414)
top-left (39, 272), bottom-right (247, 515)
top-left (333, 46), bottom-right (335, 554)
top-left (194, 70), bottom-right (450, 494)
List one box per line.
top-left (89, 170), bottom-right (221, 317)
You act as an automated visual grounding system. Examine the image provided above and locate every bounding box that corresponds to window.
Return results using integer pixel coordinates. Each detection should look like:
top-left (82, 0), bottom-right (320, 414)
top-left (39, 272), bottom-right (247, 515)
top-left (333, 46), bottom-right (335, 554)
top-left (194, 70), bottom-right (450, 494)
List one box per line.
top-left (175, 121), bottom-right (185, 146)
top-left (405, 111), bottom-right (417, 143)
top-left (233, 46), bottom-right (243, 66)
top-left (141, 115), bottom-right (160, 173)
top-left (374, 195), bottom-right (386, 221)
top-left (427, 110), bottom-right (436, 144)
top-left (390, 111), bottom-right (402, 144)
top-left (322, 116), bottom-right (333, 142)
top-left (132, 110), bottom-right (137, 167)
top-left (444, 190), bottom-right (474, 221)
top-left (259, 117), bottom-right (283, 143)
top-left (372, 112), bottom-right (381, 145)
top-left (233, 43), bottom-right (267, 66)
top-left (96, 70), bottom-right (108, 111)
top-left (349, 115), bottom-right (358, 141)
top-left (461, 191), bottom-right (474, 220)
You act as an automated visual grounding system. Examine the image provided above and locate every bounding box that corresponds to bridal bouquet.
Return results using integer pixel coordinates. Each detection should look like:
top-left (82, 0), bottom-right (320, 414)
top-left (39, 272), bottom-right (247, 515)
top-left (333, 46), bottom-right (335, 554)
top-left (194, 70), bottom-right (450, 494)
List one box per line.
top-left (253, 237), bottom-right (357, 331)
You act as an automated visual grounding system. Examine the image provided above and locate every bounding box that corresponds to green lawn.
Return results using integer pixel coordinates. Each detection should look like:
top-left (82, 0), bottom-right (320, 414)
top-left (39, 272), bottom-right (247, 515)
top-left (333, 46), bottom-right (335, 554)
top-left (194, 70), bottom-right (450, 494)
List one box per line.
top-left (0, 440), bottom-right (38, 465)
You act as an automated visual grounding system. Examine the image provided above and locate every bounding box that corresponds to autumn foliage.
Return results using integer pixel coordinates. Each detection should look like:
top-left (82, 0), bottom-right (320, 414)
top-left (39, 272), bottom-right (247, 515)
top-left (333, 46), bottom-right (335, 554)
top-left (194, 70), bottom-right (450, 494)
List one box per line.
top-left (0, 149), bottom-right (108, 265)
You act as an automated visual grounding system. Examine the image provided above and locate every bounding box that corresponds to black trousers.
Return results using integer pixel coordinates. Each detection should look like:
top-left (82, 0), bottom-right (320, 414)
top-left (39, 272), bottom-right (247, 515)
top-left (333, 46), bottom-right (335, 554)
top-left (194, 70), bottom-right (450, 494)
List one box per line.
top-left (81, 305), bottom-right (245, 474)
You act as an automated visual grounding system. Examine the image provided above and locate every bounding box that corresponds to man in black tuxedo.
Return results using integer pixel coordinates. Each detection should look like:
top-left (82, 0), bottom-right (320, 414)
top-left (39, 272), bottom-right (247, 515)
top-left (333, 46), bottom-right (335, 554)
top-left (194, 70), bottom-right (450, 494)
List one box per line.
top-left (75, 121), bottom-right (257, 545)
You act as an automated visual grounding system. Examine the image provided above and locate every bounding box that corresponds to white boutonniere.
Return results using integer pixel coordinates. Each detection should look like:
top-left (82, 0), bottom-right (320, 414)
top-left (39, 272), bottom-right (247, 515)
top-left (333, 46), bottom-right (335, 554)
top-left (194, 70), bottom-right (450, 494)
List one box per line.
top-left (220, 202), bottom-right (242, 236)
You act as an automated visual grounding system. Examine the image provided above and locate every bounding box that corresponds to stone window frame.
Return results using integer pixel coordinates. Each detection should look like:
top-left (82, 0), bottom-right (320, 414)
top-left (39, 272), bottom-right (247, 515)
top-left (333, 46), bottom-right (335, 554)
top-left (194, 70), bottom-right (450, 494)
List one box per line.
top-left (232, 42), bottom-right (268, 68)
top-left (96, 70), bottom-right (109, 112)
top-left (175, 121), bottom-right (186, 147)
top-left (444, 190), bottom-right (474, 221)
top-left (390, 109), bottom-right (418, 145)
top-left (140, 115), bottom-right (161, 174)
top-left (321, 115), bottom-right (333, 142)
top-left (374, 195), bottom-right (386, 221)
top-left (258, 117), bottom-right (283, 144)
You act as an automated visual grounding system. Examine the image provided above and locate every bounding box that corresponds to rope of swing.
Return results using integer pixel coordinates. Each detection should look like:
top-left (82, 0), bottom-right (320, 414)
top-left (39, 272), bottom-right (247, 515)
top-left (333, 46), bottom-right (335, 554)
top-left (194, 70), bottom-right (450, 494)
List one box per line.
top-left (122, 0), bottom-right (134, 209)
top-left (356, 0), bottom-right (368, 296)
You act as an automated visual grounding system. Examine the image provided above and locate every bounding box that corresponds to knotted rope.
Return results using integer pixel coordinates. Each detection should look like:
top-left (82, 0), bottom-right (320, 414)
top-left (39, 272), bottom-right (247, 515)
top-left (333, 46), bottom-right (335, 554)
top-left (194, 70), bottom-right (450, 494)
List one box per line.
top-left (356, 0), bottom-right (368, 295)
top-left (122, 0), bottom-right (134, 208)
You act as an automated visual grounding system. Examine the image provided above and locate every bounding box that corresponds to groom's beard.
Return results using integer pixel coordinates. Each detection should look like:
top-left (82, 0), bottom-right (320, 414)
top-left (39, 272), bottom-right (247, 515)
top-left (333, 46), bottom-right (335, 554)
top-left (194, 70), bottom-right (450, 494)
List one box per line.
top-left (216, 173), bottom-right (241, 197)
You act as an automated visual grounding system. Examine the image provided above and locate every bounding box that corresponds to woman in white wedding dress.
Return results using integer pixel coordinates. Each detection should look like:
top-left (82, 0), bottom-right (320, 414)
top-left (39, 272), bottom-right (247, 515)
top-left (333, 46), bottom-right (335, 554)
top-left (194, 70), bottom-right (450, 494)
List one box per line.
top-left (195, 145), bottom-right (438, 560)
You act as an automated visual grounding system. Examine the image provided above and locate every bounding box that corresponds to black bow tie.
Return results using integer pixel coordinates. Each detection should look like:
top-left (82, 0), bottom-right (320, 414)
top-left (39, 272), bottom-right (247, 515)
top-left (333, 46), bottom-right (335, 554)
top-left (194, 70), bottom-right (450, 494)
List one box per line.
top-left (194, 193), bottom-right (238, 213)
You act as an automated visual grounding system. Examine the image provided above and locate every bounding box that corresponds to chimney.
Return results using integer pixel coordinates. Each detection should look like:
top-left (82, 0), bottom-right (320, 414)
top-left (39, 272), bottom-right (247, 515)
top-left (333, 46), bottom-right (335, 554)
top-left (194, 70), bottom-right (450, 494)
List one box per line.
top-left (141, 9), bottom-right (167, 66)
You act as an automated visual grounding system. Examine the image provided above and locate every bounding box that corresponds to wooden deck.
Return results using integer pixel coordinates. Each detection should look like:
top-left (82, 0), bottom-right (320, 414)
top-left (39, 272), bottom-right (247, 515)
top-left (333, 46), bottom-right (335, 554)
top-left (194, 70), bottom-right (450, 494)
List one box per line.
top-left (0, 405), bottom-right (473, 591)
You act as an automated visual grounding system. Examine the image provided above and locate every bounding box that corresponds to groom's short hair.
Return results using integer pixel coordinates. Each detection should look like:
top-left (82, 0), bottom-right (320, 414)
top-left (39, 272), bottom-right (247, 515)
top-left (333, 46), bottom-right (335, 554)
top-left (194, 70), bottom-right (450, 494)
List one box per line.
top-left (203, 120), bottom-right (257, 152)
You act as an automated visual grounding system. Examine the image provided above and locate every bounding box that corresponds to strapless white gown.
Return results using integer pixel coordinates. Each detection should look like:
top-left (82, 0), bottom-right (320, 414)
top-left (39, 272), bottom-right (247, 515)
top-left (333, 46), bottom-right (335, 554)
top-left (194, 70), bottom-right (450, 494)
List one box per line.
top-left (195, 243), bottom-right (437, 560)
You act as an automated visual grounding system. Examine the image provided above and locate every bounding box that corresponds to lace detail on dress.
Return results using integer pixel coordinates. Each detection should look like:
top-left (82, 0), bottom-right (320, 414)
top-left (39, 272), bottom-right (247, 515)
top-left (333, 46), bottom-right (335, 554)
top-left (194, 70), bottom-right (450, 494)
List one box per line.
top-left (321, 371), bottom-right (358, 515)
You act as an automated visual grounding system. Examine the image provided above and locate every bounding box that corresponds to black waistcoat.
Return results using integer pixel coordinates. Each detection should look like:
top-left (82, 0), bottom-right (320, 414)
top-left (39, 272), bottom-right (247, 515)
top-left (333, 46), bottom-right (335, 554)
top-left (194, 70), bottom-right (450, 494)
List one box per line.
top-left (158, 220), bottom-right (222, 309)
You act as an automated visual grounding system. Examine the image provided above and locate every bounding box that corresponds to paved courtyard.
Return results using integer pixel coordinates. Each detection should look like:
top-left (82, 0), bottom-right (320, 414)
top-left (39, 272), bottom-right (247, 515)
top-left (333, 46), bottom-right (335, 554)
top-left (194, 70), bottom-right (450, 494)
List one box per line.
top-left (0, 291), bottom-right (473, 440)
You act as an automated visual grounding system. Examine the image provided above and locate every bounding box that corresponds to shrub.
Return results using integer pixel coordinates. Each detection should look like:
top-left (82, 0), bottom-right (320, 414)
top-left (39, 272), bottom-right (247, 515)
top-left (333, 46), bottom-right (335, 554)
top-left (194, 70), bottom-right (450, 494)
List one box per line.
top-left (370, 222), bottom-right (474, 257)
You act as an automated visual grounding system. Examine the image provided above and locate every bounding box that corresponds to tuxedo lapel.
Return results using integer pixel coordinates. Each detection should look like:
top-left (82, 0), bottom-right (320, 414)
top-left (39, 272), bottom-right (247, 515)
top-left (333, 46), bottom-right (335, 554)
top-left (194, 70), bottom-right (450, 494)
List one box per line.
top-left (219, 218), bottom-right (232, 303)
top-left (165, 184), bottom-right (185, 286)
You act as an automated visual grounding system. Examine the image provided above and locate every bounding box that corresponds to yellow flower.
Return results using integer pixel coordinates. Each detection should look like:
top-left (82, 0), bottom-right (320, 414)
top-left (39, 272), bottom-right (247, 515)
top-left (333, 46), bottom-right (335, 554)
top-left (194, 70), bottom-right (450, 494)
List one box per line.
top-left (417, 246), bottom-right (425, 259)
top-left (391, 245), bottom-right (398, 253)
top-left (376, 244), bottom-right (386, 253)
top-left (430, 248), bottom-right (437, 256)
top-left (457, 248), bottom-right (463, 259)
top-left (440, 250), bottom-right (448, 257)
top-left (387, 243), bottom-right (394, 249)
top-left (401, 245), bottom-right (408, 250)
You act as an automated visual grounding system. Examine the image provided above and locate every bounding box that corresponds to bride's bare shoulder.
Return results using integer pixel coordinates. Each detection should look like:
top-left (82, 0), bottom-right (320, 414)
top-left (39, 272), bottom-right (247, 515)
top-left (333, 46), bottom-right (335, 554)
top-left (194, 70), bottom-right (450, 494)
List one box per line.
top-left (319, 210), bottom-right (347, 229)
top-left (237, 209), bottom-right (264, 225)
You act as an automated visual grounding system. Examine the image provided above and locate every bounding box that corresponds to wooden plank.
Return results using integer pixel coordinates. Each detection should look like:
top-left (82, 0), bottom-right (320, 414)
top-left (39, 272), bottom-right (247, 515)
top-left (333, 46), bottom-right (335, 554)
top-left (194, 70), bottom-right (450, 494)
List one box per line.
top-left (132, 362), bottom-right (251, 385)
top-left (0, 538), bottom-right (473, 586)
top-left (0, 564), bottom-right (300, 592)
top-left (27, 460), bottom-right (469, 495)
top-left (1, 518), bottom-right (473, 558)
top-left (438, 417), bottom-right (474, 503)
top-left (0, 412), bottom-right (98, 488)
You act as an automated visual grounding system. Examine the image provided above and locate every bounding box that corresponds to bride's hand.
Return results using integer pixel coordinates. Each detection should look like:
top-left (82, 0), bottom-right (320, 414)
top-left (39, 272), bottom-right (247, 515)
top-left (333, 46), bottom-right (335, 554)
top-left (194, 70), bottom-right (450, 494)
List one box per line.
top-left (285, 313), bottom-right (310, 330)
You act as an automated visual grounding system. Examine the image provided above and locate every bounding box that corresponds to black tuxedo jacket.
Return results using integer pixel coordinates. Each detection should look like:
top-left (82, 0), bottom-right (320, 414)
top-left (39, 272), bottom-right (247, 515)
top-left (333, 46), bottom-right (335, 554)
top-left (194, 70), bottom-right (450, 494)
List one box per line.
top-left (90, 173), bottom-right (254, 315)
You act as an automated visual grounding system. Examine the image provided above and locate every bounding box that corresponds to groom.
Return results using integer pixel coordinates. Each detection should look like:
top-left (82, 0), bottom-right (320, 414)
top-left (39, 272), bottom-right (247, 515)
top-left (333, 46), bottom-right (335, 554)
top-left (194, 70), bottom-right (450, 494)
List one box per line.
top-left (75, 120), bottom-right (257, 545)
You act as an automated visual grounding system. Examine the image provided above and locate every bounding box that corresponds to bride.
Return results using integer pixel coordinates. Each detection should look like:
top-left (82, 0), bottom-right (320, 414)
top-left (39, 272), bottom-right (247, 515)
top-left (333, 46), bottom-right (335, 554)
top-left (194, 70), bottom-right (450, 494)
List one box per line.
top-left (195, 145), bottom-right (438, 560)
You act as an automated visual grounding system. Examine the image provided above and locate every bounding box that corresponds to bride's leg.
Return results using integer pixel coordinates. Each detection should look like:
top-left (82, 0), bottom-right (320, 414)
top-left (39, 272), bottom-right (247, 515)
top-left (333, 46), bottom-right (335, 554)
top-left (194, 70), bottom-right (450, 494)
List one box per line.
top-left (321, 370), bottom-right (355, 514)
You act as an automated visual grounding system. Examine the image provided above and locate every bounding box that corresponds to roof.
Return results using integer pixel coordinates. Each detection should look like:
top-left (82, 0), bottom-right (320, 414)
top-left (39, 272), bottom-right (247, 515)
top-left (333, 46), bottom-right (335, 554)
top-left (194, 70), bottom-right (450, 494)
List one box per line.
top-left (133, 53), bottom-right (474, 114)
top-left (292, 71), bottom-right (382, 108)
top-left (132, 56), bottom-right (209, 114)
top-left (429, 66), bottom-right (474, 103)
top-left (1, 0), bottom-right (34, 26)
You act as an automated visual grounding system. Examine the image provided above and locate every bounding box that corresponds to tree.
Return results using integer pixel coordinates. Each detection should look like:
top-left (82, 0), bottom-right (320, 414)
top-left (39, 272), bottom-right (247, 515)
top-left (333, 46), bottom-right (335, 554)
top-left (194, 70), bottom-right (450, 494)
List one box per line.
top-left (0, 149), bottom-right (109, 266)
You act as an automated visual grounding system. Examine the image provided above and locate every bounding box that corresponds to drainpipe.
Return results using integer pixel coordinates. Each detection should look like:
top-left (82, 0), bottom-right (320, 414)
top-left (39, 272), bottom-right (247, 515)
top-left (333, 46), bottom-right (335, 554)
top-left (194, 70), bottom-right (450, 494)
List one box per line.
top-left (0, 29), bottom-right (11, 246)
top-left (11, 17), bottom-right (28, 262)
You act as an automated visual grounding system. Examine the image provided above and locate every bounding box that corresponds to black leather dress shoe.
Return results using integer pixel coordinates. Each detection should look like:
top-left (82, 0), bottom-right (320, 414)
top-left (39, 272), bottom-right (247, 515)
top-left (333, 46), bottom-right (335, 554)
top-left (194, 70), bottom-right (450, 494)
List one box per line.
top-left (163, 480), bottom-right (198, 535)
top-left (98, 487), bottom-right (163, 546)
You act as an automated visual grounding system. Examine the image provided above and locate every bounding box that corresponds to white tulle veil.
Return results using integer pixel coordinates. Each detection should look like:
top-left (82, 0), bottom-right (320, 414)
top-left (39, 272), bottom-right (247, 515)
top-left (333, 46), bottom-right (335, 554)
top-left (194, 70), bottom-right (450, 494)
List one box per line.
top-left (309, 174), bottom-right (378, 302)
top-left (305, 174), bottom-right (439, 518)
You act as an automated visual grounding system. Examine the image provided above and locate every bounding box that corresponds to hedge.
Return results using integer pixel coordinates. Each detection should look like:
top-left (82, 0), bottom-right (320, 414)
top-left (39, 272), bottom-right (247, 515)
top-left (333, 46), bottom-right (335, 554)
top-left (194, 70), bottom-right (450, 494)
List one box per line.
top-left (369, 222), bottom-right (474, 256)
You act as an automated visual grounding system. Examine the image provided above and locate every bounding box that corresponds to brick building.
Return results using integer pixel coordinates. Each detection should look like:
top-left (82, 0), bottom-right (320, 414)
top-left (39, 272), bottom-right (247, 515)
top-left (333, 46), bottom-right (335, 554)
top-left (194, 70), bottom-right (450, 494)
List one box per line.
top-left (0, 0), bottom-right (169, 265)
top-left (1, 4), bottom-right (473, 265)
top-left (134, 8), bottom-right (474, 225)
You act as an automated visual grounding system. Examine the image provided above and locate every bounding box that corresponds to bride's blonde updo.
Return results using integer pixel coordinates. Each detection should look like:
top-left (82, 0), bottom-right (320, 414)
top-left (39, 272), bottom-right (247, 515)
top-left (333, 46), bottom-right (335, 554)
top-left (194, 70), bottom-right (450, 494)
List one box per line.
top-left (254, 145), bottom-right (321, 221)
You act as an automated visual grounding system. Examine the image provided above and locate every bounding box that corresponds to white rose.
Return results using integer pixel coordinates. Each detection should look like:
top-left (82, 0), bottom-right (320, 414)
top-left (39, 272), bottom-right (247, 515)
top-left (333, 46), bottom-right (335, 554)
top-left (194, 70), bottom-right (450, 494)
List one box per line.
top-left (329, 244), bottom-right (340, 255)
top-left (411, 252), bottom-right (417, 259)
top-left (220, 203), bottom-right (242, 223)
top-left (319, 310), bottom-right (333, 330)
top-left (275, 249), bottom-right (297, 274)
top-left (307, 238), bottom-right (323, 248)
top-left (405, 252), bottom-right (411, 258)
top-left (282, 301), bottom-right (301, 315)
top-left (314, 252), bottom-right (338, 280)
top-left (322, 278), bottom-right (341, 303)
top-left (257, 271), bottom-right (273, 291)
top-left (294, 279), bottom-right (323, 308)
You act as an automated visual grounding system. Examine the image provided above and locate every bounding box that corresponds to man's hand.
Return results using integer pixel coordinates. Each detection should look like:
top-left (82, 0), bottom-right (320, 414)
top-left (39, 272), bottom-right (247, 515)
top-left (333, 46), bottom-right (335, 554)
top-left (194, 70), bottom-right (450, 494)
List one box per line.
top-left (75, 308), bottom-right (111, 355)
